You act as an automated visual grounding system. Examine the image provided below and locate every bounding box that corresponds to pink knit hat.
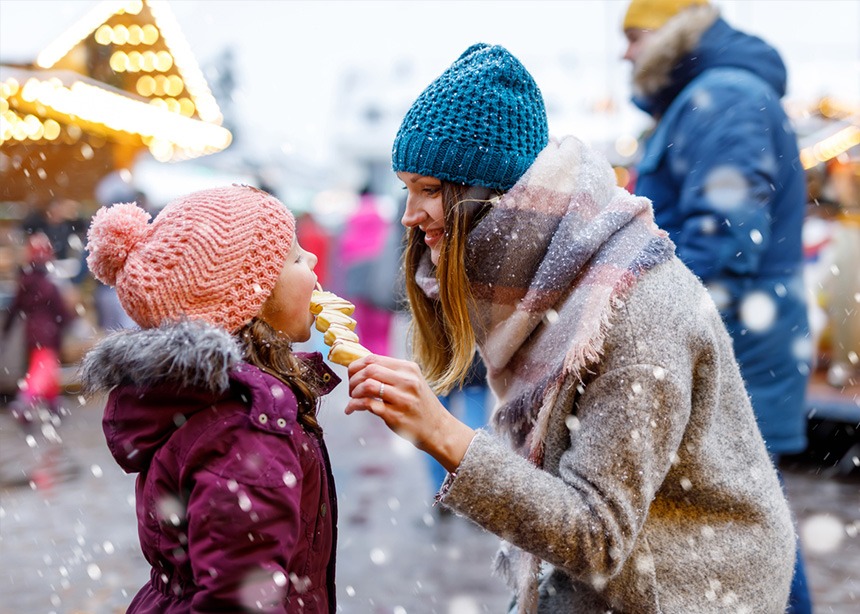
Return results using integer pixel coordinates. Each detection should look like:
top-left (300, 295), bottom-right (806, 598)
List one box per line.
top-left (86, 185), bottom-right (295, 332)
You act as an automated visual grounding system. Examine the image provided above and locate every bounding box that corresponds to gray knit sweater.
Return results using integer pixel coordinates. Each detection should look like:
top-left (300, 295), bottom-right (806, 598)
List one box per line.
top-left (441, 257), bottom-right (795, 613)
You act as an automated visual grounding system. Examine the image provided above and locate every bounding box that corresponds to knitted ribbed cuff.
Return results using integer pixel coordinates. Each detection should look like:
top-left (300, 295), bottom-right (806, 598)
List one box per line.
top-left (393, 132), bottom-right (530, 192)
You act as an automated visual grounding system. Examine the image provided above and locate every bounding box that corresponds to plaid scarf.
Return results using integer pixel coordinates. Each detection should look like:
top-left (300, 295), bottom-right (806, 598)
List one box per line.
top-left (428, 136), bottom-right (674, 465)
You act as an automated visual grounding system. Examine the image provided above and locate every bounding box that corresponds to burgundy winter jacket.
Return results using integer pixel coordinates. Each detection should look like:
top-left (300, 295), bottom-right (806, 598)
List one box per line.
top-left (80, 321), bottom-right (340, 614)
top-left (2, 265), bottom-right (72, 352)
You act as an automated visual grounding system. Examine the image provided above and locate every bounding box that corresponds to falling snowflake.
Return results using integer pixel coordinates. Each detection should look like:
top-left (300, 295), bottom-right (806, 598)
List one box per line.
top-left (800, 514), bottom-right (844, 553)
top-left (565, 415), bottom-right (581, 433)
top-left (156, 494), bottom-right (186, 526)
top-left (703, 165), bottom-right (748, 211)
top-left (691, 88), bottom-right (714, 110)
top-left (448, 596), bottom-right (481, 614)
top-left (791, 335), bottom-right (812, 362)
top-left (739, 291), bottom-right (777, 332)
top-left (237, 568), bottom-right (287, 611)
top-left (705, 282), bottom-right (732, 311)
top-left (700, 215), bottom-right (719, 235)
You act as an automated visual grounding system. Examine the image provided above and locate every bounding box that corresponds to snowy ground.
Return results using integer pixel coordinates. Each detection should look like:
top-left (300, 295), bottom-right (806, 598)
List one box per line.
top-left (1, 362), bottom-right (857, 613)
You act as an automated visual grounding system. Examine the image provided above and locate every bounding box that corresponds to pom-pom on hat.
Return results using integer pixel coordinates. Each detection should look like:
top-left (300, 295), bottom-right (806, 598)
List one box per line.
top-left (86, 185), bottom-right (295, 332)
top-left (623, 0), bottom-right (710, 31)
top-left (392, 43), bottom-right (548, 192)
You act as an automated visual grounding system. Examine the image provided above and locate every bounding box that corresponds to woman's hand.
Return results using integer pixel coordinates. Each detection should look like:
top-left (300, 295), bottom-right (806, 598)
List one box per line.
top-left (345, 354), bottom-right (476, 473)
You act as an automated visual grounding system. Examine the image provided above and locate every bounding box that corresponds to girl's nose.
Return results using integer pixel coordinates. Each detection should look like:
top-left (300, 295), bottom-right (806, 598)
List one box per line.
top-left (304, 248), bottom-right (318, 270)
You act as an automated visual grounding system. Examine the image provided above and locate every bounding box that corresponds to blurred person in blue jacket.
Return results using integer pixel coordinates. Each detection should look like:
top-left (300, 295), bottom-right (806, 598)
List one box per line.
top-left (622, 1), bottom-right (811, 611)
top-left (427, 355), bottom-right (489, 508)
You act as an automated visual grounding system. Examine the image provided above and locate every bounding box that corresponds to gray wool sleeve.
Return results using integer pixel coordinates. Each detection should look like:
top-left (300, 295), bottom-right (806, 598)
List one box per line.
top-left (437, 258), bottom-right (796, 612)
top-left (440, 360), bottom-right (691, 581)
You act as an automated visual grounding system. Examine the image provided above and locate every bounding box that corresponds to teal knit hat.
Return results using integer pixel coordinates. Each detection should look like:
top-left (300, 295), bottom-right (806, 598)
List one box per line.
top-left (392, 43), bottom-right (548, 192)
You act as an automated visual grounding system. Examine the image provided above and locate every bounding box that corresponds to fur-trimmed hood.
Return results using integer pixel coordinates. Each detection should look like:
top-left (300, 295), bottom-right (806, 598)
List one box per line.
top-left (81, 320), bottom-right (340, 475)
top-left (631, 5), bottom-right (787, 117)
top-left (80, 320), bottom-right (246, 474)
top-left (80, 319), bottom-right (242, 395)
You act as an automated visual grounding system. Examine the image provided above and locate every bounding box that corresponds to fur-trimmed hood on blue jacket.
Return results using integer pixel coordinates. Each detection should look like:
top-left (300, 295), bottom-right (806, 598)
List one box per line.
top-left (631, 4), bottom-right (787, 117)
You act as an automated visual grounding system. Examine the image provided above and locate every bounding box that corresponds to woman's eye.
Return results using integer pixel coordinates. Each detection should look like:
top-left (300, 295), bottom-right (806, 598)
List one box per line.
top-left (423, 187), bottom-right (440, 196)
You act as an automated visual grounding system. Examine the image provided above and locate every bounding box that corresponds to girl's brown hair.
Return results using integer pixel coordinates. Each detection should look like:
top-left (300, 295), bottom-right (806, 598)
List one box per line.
top-left (234, 318), bottom-right (323, 437)
top-left (404, 181), bottom-right (502, 395)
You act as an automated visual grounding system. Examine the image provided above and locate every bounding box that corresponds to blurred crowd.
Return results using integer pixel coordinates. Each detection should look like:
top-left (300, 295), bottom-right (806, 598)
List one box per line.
top-left (2, 158), bottom-right (856, 398)
top-left (0, 182), bottom-right (412, 399)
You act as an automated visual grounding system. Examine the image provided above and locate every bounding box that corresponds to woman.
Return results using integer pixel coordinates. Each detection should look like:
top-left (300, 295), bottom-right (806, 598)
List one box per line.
top-left (346, 43), bottom-right (795, 613)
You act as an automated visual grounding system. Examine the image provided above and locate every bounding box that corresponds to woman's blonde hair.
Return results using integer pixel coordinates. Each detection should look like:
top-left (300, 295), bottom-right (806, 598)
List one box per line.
top-left (234, 318), bottom-right (323, 437)
top-left (404, 181), bottom-right (501, 395)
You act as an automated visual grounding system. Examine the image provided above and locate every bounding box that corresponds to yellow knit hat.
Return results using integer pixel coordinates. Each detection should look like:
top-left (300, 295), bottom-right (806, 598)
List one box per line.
top-left (623, 0), bottom-right (710, 31)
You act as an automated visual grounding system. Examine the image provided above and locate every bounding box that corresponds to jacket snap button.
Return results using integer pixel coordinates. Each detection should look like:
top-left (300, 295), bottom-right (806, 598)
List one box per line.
top-left (320, 502), bottom-right (327, 517)
top-left (258, 414), bottom-right (268, 424)
top-left (277, 418), bottom-right (287, 428)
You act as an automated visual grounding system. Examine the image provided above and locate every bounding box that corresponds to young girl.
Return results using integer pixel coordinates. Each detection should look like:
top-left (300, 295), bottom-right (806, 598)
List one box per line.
top-left (345, 44), bottom-right (796, 613)
top-left (81, 185), bottom-right (340, 613)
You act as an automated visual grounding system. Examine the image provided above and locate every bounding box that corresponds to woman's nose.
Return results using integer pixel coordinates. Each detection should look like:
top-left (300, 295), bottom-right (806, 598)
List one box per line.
top-left (401, 197), bottom-right (425, 228)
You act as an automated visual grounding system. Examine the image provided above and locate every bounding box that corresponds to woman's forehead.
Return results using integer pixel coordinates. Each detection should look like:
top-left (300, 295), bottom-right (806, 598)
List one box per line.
top-left (397, 171), bottom-right (440, 184)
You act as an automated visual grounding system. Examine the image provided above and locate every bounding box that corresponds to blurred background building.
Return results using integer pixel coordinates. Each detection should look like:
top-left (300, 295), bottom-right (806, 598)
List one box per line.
top-left (1, 0), bottom-right (858, 465)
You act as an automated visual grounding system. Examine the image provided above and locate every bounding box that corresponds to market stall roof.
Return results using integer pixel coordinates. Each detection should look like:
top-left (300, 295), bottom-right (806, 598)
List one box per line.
top-left (1, 0), bottom-right (231, 161)
top-left (1, 66), bottom-right (231, 160)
